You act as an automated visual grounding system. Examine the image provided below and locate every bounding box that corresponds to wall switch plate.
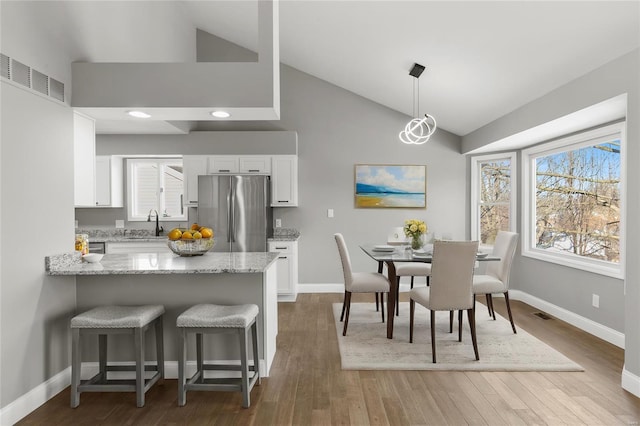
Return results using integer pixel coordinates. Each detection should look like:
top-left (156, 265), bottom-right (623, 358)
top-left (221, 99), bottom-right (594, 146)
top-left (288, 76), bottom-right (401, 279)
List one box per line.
top-left (328, 209), bottom-right (334, 218)
top-left (592, 294), bottom-right (600, 308)
top-left (275, 218), bottom-right (282, 228)
top-left (115, 220), bottom-right (125, 229)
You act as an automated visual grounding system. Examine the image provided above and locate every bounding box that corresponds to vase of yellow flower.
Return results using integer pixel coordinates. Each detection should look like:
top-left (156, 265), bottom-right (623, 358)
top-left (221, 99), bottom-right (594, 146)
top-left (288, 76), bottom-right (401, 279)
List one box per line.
top-left (404, 219), bottom-right (427, 250)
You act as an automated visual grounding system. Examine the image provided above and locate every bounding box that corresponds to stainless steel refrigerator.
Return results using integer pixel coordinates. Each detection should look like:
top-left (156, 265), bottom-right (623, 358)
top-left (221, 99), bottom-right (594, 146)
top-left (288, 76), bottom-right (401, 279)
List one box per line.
top-left (198, 174), bottom-right (273, 252)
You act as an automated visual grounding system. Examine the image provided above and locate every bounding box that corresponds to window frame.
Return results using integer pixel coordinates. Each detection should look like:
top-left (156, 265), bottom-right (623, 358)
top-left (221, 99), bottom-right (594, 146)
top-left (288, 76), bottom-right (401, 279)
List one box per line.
top-left (470, 152), bottom-right (517, 247)
top-left (126, 158), bottom-right (186, 222)
top-left (521, 122), bottom-right (625, 279)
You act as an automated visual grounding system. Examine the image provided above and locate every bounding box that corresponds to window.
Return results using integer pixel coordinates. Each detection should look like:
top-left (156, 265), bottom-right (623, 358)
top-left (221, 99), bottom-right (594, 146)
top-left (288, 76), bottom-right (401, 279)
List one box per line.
top-left (127, 158), bottom-right (186, 221)
top-left (471, 152), bottom-right (517, 245)
top-left (522, 122), bottom-right (625, 278)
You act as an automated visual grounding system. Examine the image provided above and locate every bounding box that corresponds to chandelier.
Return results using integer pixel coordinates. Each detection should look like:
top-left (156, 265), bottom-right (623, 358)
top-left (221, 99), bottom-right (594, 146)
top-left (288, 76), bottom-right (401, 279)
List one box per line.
top-left (399, 63), bottom-right (437, 145)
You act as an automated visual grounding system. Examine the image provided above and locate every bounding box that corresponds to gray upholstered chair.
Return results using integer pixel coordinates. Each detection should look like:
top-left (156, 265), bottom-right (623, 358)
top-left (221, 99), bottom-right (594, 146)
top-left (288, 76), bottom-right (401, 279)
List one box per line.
top-left (409, 240), bottom-right (479, 363)
top-left (473, 231), bottom-right (519, 333)
top-left (335, 233), bottom-right (390, 336)
top-left (393, 262), bottom-right (432, 315)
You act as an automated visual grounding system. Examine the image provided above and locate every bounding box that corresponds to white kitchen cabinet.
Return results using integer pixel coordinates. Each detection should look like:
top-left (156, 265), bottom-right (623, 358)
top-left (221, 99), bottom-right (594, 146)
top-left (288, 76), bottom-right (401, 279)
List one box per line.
top-left (106, 241), bottom-right (170, 254)
top-left (183, 155), bottom-right (208, 206)
top-left (239, 156), bottom-right (271, 173)
top-left (271, 156), bottom-right (298, 207)
top-left (207, 156), bottom-right (239, 173)
top-left (73, 112), bottom-right (96, 207)
top-left (268, 240), bottom-right (298, 301)
top-left (95, 156), bottom-right (124, 207)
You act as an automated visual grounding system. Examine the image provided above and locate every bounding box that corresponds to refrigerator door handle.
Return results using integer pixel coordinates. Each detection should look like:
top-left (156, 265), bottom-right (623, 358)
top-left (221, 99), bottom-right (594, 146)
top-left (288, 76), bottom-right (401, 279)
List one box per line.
top-left (227, 184), bottom-right (233, 243)
top-left (230, 185), bottom-right (236, 243)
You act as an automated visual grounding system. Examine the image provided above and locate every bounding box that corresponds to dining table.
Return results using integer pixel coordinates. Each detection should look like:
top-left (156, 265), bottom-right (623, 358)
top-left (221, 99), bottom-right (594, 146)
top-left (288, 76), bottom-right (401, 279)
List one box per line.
top-left (359, 243), bottom-right (500, 339)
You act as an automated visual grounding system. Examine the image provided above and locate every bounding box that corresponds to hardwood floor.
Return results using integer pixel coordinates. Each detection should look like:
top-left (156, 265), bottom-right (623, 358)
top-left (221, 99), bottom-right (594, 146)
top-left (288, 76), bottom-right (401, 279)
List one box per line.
top-left (18, 293), bottom-right (640, 425)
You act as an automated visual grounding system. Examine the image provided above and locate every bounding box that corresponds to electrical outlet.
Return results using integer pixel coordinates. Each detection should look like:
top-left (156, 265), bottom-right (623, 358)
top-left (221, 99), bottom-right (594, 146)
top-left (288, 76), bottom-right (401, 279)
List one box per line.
top-left (115, 220), bottom-right (125, 229)
top-left (275, 218), bottom-right (282, 228)
top-left (592, 294), bottom-right (600, 308)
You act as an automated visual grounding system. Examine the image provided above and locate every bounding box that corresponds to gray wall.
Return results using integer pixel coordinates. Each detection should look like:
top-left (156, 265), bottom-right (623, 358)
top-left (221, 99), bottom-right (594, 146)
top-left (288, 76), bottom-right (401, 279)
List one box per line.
top-left (463, 50), bottom-right (640, 377)
top-left (1, 83), bottom-right (77, 406)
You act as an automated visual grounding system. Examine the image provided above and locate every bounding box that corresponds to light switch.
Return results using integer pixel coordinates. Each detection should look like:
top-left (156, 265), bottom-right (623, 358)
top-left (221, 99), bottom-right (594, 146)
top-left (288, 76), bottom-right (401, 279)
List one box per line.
top-left (328, 209), bottom-right (334, 218)
top-left (592, 294), bottom-right (599, 308)
top-left (275, 218), bottom-right (282, 228)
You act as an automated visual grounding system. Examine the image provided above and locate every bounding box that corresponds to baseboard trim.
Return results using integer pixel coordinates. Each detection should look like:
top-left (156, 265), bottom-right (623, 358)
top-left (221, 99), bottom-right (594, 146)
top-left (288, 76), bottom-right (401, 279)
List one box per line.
top-left (0, 367), bottom-right (70, 426)
top-left (298, 283), bottom-right (343, 293)
top-left (507, 290), bottom-right (625, 349)
top-left (622, 366), bottom-right (640, 397)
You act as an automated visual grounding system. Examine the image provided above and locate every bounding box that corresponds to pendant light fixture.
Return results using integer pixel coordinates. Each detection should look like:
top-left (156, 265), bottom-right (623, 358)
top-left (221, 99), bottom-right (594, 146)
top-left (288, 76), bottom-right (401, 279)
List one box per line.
top-left (399, 63), bottom-right (437, 145)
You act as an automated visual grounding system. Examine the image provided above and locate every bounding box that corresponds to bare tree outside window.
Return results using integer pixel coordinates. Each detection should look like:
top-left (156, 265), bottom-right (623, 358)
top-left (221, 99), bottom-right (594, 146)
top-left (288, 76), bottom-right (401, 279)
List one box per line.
top-left (479, 160), bottom-right (511, 244)
top-left (534, 140), bottom-right (620, 263)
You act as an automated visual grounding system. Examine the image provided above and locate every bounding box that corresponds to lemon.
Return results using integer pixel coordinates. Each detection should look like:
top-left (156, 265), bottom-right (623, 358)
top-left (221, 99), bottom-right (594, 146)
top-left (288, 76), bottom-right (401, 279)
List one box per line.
top-left (168, 228), bottom-right (182, 241)
top-left (181, 231), bottom-right (194, 240)
top-left (192, 231), bottom-right (202, 239)
top-left (190, 223), bottom-right (200, 231)
top-left (200, 227), bottom-right (213, 239)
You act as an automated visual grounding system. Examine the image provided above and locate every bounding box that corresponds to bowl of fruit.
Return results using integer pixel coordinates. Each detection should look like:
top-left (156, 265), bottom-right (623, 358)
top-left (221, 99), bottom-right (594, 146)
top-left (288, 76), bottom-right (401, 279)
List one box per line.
top-left (167, 224), bottom-right (215, 256)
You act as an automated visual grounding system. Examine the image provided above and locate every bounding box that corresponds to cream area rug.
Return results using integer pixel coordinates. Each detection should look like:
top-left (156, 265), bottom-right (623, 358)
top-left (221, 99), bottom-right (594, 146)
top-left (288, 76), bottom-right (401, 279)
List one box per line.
top-left (333, 303), bottom-right (583, 371)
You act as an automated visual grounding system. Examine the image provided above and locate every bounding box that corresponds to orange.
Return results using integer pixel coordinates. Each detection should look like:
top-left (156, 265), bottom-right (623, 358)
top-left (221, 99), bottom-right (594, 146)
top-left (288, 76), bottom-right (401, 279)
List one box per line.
top-left (168, 228), bottom-right (182, 241)
top-left (192, 231), bottom-right (202, 239)
top-left (190, 223), bottom-right (200, 231)
top-left (181, 231), bottom-right (194, 240)
top-left (200, 227), bottom-right (213, 239)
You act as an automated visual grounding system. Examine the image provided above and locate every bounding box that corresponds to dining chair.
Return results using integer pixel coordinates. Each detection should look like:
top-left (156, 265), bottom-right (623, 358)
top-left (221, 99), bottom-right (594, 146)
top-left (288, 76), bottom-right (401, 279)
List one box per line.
top-left (393, 263), bottom-right (431, 316)
top-left (409, 240), bottom-right (479, 363)
top-left (334, 233), bottom-right (390, 336)
top-left (473, 231), bottom-right (519, 334)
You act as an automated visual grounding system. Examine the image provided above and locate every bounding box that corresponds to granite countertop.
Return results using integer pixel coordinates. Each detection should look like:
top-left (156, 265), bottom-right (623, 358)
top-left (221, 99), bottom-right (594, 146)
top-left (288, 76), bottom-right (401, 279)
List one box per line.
top-left (78, 227), bottom-right (300, 243)
top-left (45, 252), bottom-right (279, 276)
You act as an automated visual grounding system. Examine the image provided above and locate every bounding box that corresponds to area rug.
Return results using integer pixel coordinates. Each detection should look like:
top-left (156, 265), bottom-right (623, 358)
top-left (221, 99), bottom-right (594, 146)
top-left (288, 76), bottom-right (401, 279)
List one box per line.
top-left (333, 303), bottom-right (583, 371)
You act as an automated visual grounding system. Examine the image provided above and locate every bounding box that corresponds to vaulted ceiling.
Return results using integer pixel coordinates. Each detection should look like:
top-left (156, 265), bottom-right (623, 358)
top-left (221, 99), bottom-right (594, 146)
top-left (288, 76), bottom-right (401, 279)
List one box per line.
top-left (17, 1), bottom-right (640, 136)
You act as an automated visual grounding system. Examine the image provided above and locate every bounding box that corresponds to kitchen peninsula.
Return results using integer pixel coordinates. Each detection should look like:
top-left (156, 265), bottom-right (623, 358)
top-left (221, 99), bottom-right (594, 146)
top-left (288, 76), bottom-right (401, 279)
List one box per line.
top-left (46, 251), bottom-right (279, 376)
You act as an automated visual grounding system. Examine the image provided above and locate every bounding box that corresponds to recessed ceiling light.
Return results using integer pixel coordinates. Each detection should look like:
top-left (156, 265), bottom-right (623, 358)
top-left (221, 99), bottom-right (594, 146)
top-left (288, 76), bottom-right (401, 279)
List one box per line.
top-left (211, 111), bottom-right (230, 118)
top-left (127, 110), bottom-right (151, 118)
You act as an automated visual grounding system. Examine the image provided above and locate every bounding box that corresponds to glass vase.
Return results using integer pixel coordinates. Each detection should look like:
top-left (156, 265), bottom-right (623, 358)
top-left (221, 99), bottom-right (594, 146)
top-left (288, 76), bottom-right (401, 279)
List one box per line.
top-left (411, 234), bottom-right (423, 250)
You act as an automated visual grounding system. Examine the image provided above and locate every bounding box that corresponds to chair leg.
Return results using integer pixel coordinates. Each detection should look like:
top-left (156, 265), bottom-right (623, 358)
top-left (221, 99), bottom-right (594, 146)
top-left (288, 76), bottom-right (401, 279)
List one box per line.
top-left (430, 310), bottom-right (437, 363)
top-left (178, 329), bottom-right (187, 407)
top-left (251, 321), bottom-right (261, 385)
top-left (134, 327), bottom-right (145, 408)
top-left (489, 294), bottom-right (496, 320)
top-left (70, 329), bottom-right (81, 408)
top-left (340, 291), bottom-right (347, 322)
top-left (409, 299), bottom-right (415, 343)
top-left (155, 318), bottom-right (165, 383)
top-left (485, 294), bottom-right (492, 316)
top-left (410, 276), bottom-right (415, 289)
top-left (449, 310), bottom-right (454, 333)
top-left (380, 292), bottom-right (385, 323)
top-left (468, 308), bottom-right (479, 360)
top-left (196, 333), bottom-right (203, 384)
top-left (375, 292), bottom-right (379, 312)
top-left (396, 277), bottom-right (400, 316)
top-left (342, 292), bottom-right (352, 336)
top-left (98, 334), bottom-right (107, 382)
top-left (458, 310), bottom-right (463, 342)
top-left (504, 291), bottom-right (517, 334)
top-left (239, 328), bottom-right (251, 408)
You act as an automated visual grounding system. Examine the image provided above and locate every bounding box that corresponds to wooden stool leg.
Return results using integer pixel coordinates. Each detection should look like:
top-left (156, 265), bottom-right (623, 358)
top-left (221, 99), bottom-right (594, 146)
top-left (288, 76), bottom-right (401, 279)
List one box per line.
top-left (178, 329), bottom-right (187, 406)
top-left (134, 327), bottom-right (145, 407)
top-left (155, 318), bottom-right (165, 383)
top-left (70, 329), bottom-right (81, 408)
top-left (239, 328), bottom-right (251, 408)
top-left (251, 321), bottom-right (261, 385)
top-left (196, 333), bottom-right (204, 384)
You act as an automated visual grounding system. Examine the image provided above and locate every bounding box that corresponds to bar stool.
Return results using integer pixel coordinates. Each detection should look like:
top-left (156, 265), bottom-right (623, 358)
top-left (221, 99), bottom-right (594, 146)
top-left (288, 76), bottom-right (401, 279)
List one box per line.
top-left (177, 304), bottom-right (260, 408)
top-left (70, 305), bottom-right (165, 408)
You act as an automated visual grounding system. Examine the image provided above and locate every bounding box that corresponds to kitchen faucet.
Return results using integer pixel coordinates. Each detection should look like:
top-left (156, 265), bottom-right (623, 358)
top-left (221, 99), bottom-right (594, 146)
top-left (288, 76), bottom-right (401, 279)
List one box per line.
top-left (147, 209), bottom-right (164, 236)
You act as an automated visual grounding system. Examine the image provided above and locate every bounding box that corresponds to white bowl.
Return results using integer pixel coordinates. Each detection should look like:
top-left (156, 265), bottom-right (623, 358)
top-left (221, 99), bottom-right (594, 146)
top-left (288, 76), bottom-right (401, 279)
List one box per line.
top-left (82, 253), bottom-right (104, 263)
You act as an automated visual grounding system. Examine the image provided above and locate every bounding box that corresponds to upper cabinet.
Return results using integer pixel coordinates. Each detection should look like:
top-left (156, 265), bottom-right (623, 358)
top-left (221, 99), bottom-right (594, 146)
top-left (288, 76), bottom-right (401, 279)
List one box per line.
top-left (239, 156), bottom-right (271, 174)
top-left (95, 156), bottom-right (124, 207)
top-left (73, 112), bottom-right (96, 207)
top-left (183, 155), bottom-right (208, 206)
top-left (207, 156), bottom-right (239, 173)
top-left (271, 156), bottom-right (298, 207)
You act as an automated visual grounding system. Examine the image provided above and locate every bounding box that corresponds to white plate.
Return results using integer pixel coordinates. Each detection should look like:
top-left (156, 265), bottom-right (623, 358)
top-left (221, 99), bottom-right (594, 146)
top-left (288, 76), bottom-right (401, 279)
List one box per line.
top-left (412, 252), bottom-right (430, 258)
top-left (476, 252), bottom-right (489, 258)
top-left (372, 245), bottom-right (395, 252)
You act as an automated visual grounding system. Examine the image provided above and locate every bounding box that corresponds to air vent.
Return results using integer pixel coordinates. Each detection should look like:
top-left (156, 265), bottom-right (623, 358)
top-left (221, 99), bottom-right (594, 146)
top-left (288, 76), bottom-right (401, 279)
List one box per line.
top-left (49, 78), bottom-right (64, 102)
top-left (0, 54), bottom-right (9, 79)
top-left (11, 59), bottom-right (30, 88)
top-left (32, 69), bottom-right (49, 96)
top-left (0, 52), bottom-right (65, 102)
top-left (533, 312), bottom-right (552, 320)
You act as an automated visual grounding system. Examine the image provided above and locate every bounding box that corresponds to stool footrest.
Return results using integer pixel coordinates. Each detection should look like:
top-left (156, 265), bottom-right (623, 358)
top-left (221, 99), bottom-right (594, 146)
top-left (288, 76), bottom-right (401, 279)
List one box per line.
top-left (200, 363), bottom-right (258, 371)
top-left (186, 373), bottom-right (259, 392)
top-left (104, 364), bottom-right (161, 372)
top-left (78, 371), bottom-right (162, 393)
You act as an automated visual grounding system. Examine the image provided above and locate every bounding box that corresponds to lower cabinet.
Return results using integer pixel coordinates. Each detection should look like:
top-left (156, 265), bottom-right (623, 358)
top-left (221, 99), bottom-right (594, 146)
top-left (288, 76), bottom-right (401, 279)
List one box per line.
top-left (268, 240), bottom-right (298, 301)
top-left (106, 241), bottom-right (170, 254)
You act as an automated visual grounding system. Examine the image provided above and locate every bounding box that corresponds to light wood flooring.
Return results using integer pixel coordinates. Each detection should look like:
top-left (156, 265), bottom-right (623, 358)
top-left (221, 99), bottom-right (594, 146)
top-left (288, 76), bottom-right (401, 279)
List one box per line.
top-left (18, 293), bottom-right (640, 425)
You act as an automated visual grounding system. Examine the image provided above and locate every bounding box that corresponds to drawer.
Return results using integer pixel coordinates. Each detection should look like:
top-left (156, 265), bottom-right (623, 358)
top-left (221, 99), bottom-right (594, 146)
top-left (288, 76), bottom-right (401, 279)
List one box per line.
top-left (268, 241), bottom-right (293, 254)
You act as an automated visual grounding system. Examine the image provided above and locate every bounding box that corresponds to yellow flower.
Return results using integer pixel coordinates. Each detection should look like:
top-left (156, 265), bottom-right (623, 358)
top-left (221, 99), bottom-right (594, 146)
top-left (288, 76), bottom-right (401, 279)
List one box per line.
top-left (403, 219), bottom-right (427, 238)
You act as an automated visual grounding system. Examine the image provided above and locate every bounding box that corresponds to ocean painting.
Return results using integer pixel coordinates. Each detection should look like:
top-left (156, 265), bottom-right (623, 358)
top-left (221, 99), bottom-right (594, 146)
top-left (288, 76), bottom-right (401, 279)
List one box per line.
top-left (355, 164), bottom-right (426, 208)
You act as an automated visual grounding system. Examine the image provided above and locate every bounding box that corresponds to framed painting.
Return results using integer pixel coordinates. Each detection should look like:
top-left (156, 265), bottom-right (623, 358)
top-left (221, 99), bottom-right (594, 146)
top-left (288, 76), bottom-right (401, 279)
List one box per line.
top-left (354, 164), bottom-right (426, 208)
